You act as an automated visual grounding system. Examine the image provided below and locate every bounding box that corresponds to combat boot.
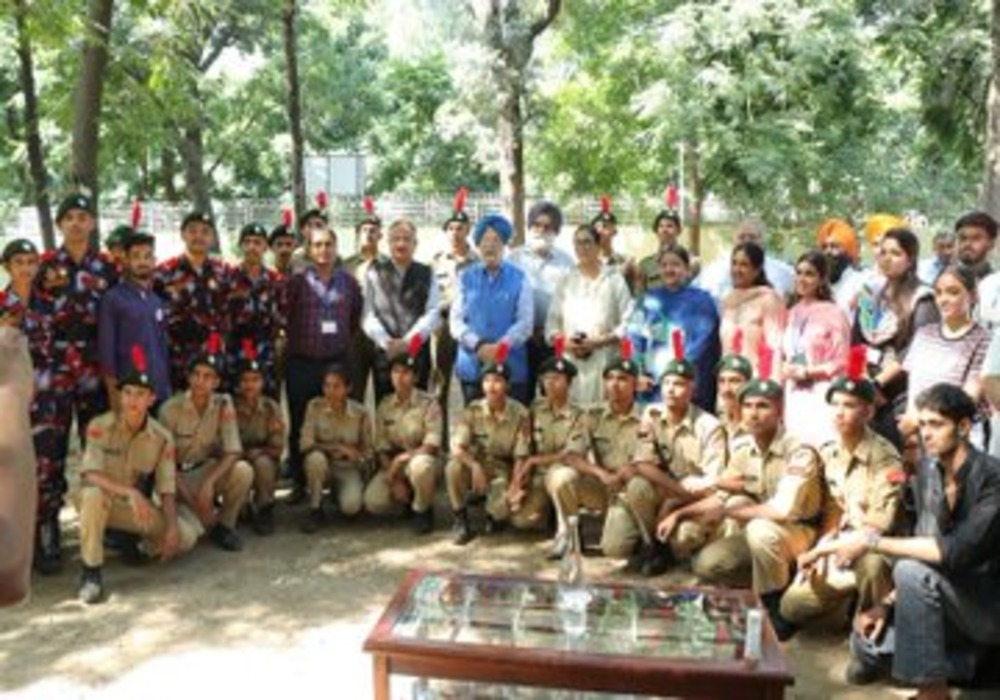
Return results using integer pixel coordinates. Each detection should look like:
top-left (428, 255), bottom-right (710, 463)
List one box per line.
top-left (33, 514), bottom-right (63, 576)
top-left (452, 508), bottom-right (476, 546)
top-left (78, 566), bottom-right (105, 605)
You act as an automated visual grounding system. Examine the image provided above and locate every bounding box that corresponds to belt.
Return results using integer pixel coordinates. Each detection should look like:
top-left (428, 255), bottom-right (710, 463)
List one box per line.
top-left (178, 459), bottom-right (209, 473)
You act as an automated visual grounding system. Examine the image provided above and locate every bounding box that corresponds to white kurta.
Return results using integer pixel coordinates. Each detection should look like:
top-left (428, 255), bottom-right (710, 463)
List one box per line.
top-left (545, 267), bottom-right (633, 405)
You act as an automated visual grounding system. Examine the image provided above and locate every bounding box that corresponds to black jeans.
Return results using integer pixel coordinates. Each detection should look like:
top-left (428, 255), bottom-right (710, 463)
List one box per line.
top-left (286, 354), bottom-right (345, 488)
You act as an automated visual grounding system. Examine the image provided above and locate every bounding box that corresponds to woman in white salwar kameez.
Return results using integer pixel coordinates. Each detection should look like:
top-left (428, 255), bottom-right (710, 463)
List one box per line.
top-left (545, 224), bottom-right (632, 405)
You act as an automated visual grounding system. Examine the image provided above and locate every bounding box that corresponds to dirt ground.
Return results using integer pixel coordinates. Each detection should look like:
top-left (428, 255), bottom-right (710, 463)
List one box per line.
top-left (3, 495), bottom-right (998, 700)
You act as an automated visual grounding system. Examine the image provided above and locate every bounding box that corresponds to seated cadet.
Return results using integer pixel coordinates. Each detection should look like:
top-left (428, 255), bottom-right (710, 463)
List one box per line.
top-left (716, 328), bottom-right (753, 442)
top-left (446, 342), bottom-right (531, 545)
top-left (836, 384), bottom-right (1000, 697)
top-left (632, 330), bottom-right (726, 577)
top-left (299, 364), bottom-right (373, 533)
top-left (507, 336), bottom-right (585, 556)
top-left (781, 347), bottom-right (903, 631)
top-left (550, 340), bottom-right (642, 560)
top-left (363, 336), bottom-right (442, 534)
top-left (159, 334), bottom-right (254, 552)
top-left (656, 346), bottom-right (823, 640)
top-left (233, 340), bottom-right (286, 536)
top-left (76, 347), bottom-right (199, 604)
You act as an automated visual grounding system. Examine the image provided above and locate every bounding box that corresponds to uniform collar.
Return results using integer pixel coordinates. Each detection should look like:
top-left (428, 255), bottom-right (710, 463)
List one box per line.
top-left (236, 395), bottom-right (264, 413)
top-left (750, 426), bottom-right (787, 459)
top-left (602, 402), bottom-right (639, 422)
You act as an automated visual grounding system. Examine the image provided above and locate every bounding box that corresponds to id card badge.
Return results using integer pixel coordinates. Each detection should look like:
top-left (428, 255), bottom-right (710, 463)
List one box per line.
top-left (865, 345), bottom-right (883, 367)
top-left (321, 320), bottom-right (338, 335)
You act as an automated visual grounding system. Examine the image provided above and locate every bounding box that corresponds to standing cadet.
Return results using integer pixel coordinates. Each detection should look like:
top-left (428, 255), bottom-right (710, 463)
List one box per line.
top-left (363, 336), bottom-right (442, 534)
top-left (2, 240), bottom-right (60, 573)
top-left (635, 206), bottom-right (683, 296)
top-left (361, 218), bottom-right (440, 403)
top-left (156, 211), bottom-right (231, 392)
top-left (782, 348), bottom-right (903, 630)
top-left (431, 187), bottom-right (478, 428)
top-left (33, 194), bottom-right (118, 571)
top-left (630, 331), bottom-right (727, 576)
top-left (228, 222), bottom-right (284, 397)
top-left (269, 212), bottom-right (297, 277)
top-left (98, 232), bottom-right (171, 408)
top-left (344, 197), bottom-right (386, 403)
top-left (158, 336), bottom-right (254, 552)
top-left (548, 341), bottom-right (643, 560)
top-left (446, 343), bottom-right (532, 545)
top-left (75, 348), bottom-right (199, 604)
top-left (233, 342), bottom-right (286, 536)
top-left (659, 352), bottom-right (824, 640)
top-left (510, 337), bottom-right (585, 558)
top-left (591, 196), bottom-right (634, 284)
top-left (299, 365), bottom-right (373, 533)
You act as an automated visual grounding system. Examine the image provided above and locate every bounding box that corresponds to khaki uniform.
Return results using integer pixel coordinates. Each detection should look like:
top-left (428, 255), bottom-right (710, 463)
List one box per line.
top-left (159, 392), bottom-right (254, 530)
top-left (235, 395), bottom-right (286, 508)
top-left (634, 254), bottom-right (662, 296)
top-left (781, 429), bottom-right (902, 624)
top-left (548, 403), bottom-right (642, 557)
top-left (694, 429), bottom-right (824, 594)
top-left (76, 412), bottom-right (200, 566)
top-left (300, 398), bottom-right (373, 514)
top-left (631, 404), bottom-right (727, 559)
top-left (431, 249), bottom-right (479, 438)
top-left (446, 398), bottom-right (530, 524)
top-left (515, 398), bottom-right (585, 530)
top-left (364, 390), bottom-right (442, 515)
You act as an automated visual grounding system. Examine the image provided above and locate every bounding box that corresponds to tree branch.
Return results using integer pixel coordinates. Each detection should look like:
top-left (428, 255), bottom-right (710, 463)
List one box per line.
top-left (529, 0), bottom-right (561, 40)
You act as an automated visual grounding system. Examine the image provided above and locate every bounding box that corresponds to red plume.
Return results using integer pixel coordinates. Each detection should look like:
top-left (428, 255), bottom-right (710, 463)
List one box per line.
top-left (131, 345), bottom-right (147, 374)
top-left (131, 198), bottom-right (143, 229)
top-left (454, 186), bottom-right (468, 213)
top-left (731, 328), bottom-right (744, 356)
top-left (281, 207), bottom-right (294, 228)
top-left (620, 337), bottom-right (633, 362)
top-left (758, 339), bottom-right (773, 382)
top-left (495, 340), bottom-right (510, 365)
top-left (553, 334), bottom-right (566, 361)
top-left (316, 191), bottom-right (329, 210)
top-left (666, 183), bottom-right (680, 210)
top-left (242, 338), bottom-right (257, 362)
top-left (207, 332), bottom-right (222, 355)
top-left (847, 345), bottom-right (867, 381)
top-left (65, 345), bottom-right (82, 369)
top-left (671, 327), bottom-right (685, 361)
top-left (407, 333), bottom-right (423, 359)
top-left (363, 196), bottom-right (375, 215)
top-left (600, 195), bottom-right (611, 215)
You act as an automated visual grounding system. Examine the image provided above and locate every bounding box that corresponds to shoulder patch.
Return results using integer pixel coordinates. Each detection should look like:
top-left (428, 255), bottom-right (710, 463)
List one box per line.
top-left (886, 469), bottom-right (909, 485)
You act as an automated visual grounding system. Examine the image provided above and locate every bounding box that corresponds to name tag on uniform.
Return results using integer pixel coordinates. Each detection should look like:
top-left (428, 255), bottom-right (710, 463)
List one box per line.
top-left (321, 320), bottom-right (338, 334)
top-left (156, 308), bottom-right (164, 322)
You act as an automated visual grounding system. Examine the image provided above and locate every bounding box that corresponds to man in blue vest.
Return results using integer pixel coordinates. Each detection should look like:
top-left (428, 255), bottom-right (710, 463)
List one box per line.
top-left (450, 214), bottom-right (534, 406)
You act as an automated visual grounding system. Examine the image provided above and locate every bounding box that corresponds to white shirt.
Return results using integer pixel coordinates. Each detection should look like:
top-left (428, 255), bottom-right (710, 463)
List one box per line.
top-left (977, 271), bottom-right (1000, 331)
top-left (361, 261), bottom-right (441, 350)
top-left (507, 245), bottom-right (575, 329)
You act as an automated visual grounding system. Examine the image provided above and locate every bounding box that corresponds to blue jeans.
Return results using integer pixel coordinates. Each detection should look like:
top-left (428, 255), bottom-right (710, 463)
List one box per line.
top-left (852, 559), bottom-right (1000, 685)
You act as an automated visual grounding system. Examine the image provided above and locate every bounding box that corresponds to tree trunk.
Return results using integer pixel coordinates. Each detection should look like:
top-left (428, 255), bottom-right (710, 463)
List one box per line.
top-left (982, 0), bottom-right (1000, 217)
top-left (498, 87), bottom-right (526, 245)
top-left (161, 147), bottom-right (179, 202)
top-left (683, 140), bottom-right (704, 256)
top-left (13, 0), bottom-right (55, 250)
top-left (178, 125), bottom-right (213, 216)
top-left (71, 0), bottom-right (115, 216)
top-left (283, 0), bottom-right (307, 220)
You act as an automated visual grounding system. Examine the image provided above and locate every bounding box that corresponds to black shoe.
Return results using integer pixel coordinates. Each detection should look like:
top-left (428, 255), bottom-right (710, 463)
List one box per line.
top-left (844, 657), bottom-right (882, 685)
top-left (640, 542), bottom-right (675, 578)
top-left (33, 515), bottom-right (63, 576)
top-left (78, 566), bottom-right (105, 605)
top-left (412, 508), bottom-right (434, 535)
top-left (118, 533), bottom-right (151, 566)
top-left (761, 591), bottom-right (798, 642)
top-left (285, 485), bottom-right (308, 506)
top-left (452, 509), bottom-right (476, 546)
top-left (484, 515), bottom-right (507, 535)
top-left (252, 503), bottom-right (276, 536)
top-left (208, 524), bottom-right (243, 552)
top-left (300, 508), bottom-right (325, 534)
top-left (624, 542), bottom-right (651, 574)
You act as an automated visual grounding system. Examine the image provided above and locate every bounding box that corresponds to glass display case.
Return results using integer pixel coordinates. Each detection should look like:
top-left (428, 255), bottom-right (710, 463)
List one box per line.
top-left (364, 570), bottom-right (793, 700)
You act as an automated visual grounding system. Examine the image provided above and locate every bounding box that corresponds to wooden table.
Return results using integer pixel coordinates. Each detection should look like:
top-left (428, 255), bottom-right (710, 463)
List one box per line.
top-left (363, 569), bottom-right (794, 699)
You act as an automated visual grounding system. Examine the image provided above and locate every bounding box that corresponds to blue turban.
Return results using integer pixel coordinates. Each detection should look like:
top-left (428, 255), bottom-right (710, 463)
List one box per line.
top-left (473, 213), bottom-right (513, 245)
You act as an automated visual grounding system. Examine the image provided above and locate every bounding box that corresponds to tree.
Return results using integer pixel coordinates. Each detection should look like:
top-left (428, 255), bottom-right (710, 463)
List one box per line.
top-left (283, 0), bottom-right (306, 218)
top-left (985, 0), bottom-right (1000, 216)
top-left (11, 0), bottom-right (54, 249)
top-left (71, 0), bottom-right (115, 213)
top-left (473, 0), bottom-right (561, 243)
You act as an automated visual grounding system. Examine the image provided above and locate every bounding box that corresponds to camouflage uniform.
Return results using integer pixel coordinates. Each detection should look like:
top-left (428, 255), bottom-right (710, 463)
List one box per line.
top-left (227, 265), bottom-right (284, 396)
top-left (156, 255), bottom-right (231, 392)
